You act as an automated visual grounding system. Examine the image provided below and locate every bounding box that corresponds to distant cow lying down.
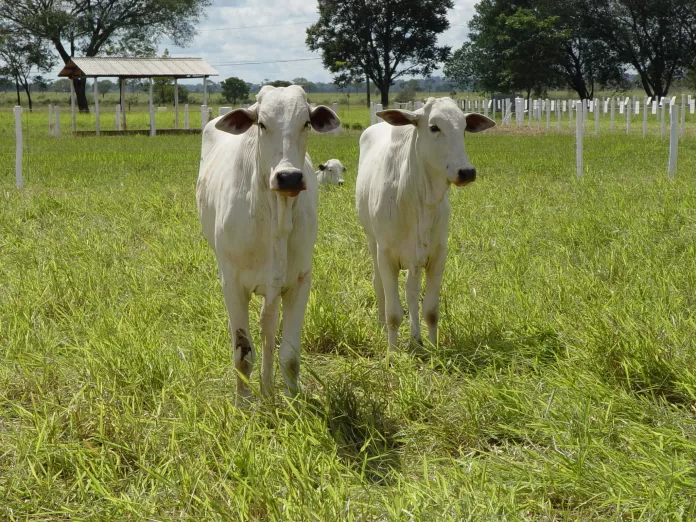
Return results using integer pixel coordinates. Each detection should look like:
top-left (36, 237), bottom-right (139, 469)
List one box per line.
top-left (196, 85), bottom-right (340, 404)
top-left (356, 97), bottom-right (495, 356)
top-left (317, 159), bottom-right (346, 186)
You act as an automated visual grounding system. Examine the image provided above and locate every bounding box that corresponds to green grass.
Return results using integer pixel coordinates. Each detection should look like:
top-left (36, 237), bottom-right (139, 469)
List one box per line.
top-left (2, 115), bottom-right (696, 519)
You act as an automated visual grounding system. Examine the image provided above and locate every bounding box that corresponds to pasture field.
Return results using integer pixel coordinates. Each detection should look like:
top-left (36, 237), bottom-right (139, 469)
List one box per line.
top-left (1, 116), bottom-right (696, 520)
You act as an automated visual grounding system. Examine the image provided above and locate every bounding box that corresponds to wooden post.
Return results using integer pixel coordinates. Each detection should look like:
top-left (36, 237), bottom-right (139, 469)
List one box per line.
top-left (576, 102), bottom-right (583, 179)
top-left (94, 77), bottom-right (100, 136)
top-left (119, 78), bottom-right (127, 130)
top-left (203, 75), bottom-right (208, 106)
top-left (149, 78), bottom-right (155, 137)
top-left (668, 103), bottom-right (679, 178)
top-left (70, 79), bottom-right (77, 133)
top-left (174, 78), bottom-right (179, 130)
top-left (184, 104), bottom-right (189, 129)
top-left (48, 103), bottom-right (54, 135)
top-left (115, 104), bottom-right (121, 131)
top-left (54, 105), bottom-right (60, 137)
top-left (14, 106), bottom-right (23, 189)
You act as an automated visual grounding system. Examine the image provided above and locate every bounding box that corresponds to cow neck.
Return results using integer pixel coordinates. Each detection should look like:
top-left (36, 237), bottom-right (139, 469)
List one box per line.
top-left (404, 129), bottom-right (451, 267)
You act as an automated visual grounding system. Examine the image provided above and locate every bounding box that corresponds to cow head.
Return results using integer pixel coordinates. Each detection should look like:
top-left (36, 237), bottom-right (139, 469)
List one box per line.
top-left (215, 85), bottom-right (341, 197)
top-left (318, 159), bottom-right (346, 186)
top-left (376, 97), bottom-right (495, 186)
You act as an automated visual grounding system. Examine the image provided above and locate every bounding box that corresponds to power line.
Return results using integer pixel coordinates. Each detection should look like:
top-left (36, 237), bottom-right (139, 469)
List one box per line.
top-left (200, 20), bottom-right (317, 32)
top-left (211, 57), bottom-right (322, 66)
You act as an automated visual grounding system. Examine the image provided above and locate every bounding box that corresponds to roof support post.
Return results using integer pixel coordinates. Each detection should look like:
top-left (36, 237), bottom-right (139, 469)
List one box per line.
top-left (149, 77), bottom-right (155, 137)
top-left (174, 78), bottom-right (179, 129)
top-left (119, 78), bottom-right (127, 130)
top-left (203, 75), bottom-right (208, 106)
top-left (94, 76), bottom-right (100, 136)
top-left (70, 79), bottom-right (77, 133)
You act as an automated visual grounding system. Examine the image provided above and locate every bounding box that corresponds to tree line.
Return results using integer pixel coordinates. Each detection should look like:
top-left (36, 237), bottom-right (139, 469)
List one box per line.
top-left (444, 0), bottom-right (696, 100)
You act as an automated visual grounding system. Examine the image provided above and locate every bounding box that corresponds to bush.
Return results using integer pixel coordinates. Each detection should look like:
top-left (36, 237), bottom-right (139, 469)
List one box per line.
top-left (352, 122), bottom-right (364, 131)
top-left (342, 122), bottom-right (351, 130)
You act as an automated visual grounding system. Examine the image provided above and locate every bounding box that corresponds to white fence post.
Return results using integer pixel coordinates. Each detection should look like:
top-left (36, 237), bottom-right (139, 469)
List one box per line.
top-left (643, 98), bottom-right (649, 138)
top-left (184, 104), bottom-right (189, 129)
top-left (201, 104), bottom-right (208, 128)
top-left (594, 99), bottom-right (599, 136)
top-left (576, 102), bottom-right (583, 179)
top-left (149, 78), bottom-right (156, 137)
top-left (48, 103), bottom-right (54, 136)
top-left (669, 103), bottom-right (679, 178)
top-left (660, 97), bottom-right (666, 140)
top-left (14, 106), bottom-right (23, 189)
top-left (219, 107), bottom-right (231, 116)
top-left (626, 97), bottom-right (630, 135)
top-left (54, 105), bottom-right (61, 137)
top-left (569, 100), bottom-right (574, 130)
top-left (610, 97), bottom-right (615, 132)
top-left (115, 104), bottom-right (121, 131)
top-left (545, 98), bottom-right (550, 131)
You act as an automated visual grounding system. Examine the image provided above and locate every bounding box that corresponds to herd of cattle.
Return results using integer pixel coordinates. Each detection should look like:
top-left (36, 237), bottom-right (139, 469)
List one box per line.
top-left (195, 85), bottom-right (495, 404)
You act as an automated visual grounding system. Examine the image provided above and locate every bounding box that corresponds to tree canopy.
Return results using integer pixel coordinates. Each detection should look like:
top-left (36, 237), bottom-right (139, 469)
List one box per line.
top-left (221, 77), bottom-right (250, 105)
top-left (306, 0), bottom-right (453, 106)
top-left (0, 31), bottom-right (54, 109)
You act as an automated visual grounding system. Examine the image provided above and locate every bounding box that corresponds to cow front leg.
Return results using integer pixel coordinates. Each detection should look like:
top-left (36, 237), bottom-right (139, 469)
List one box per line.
top-left (367, 237), bottom-right (386, 327)
top-left (260, 294), bottom-right (281, 396)
top-left (405, 267), bottom-right (422, 344)
top-left (279, 271), bottom-right (312, 397)
top-left (423, 245), bottom-right (447, 347)
top-left (219, 261), bottom-right (254, 406)
top-left (377, 249), bottom-right (402, 361)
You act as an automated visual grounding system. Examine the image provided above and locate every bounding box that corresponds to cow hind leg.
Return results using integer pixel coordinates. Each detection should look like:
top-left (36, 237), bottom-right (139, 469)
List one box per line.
top-left (219, 261), bottom-right (254, 406)
top-left (423, 247), bottom-right (447, 347)
top-left (367, 236), bottom-right (386, 327)
top-left (260, 294), bottom-right (281, 396)
top-left (377, 249), bottom-right (402, 360)
top-left (405, 267), bottom-right (422, 344)
top-left (279, 272), bottom-right (312, 397)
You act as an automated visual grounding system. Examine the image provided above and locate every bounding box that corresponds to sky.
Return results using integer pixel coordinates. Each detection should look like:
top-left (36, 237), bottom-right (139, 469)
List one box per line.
top-left (157, 0), bottom-right (477, 85)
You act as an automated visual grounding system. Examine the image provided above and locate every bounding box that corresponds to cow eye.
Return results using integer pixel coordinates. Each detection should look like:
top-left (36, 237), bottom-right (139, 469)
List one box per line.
top-left (429, 125), bottom-right (440, 133)
top-left (258, 122), bottom-right (266, 131)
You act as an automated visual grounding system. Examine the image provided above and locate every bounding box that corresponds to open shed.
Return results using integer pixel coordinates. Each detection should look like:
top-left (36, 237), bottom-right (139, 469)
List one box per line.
top-left (58, 56), bottom-right (219, 134)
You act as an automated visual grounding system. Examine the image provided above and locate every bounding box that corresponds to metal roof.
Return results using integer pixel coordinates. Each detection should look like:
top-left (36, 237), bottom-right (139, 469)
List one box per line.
top-left (58, 57), bottom-right (218, 78)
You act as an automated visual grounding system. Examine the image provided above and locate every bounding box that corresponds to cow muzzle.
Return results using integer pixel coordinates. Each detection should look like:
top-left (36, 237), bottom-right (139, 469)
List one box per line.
top-left (455, 168), bottom-right (476, 186)
top-left (272, 168), bottom-right (306, 197)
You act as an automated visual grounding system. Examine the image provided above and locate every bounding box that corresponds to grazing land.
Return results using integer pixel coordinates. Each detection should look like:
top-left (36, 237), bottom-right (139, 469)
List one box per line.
top-left (1, 112), bottom-right (696, 520)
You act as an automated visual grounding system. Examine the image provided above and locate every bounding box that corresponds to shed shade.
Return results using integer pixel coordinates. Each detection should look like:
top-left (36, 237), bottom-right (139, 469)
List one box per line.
top-left (58, 57), bottom-right (218, 78)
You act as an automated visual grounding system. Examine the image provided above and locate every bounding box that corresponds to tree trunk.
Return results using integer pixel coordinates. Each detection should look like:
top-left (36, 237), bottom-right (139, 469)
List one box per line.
top-left (72, 77), bottom-right (90, 112)
top-left (23, 83), bottom-right (33, 110)
top-left (380, 86), bottom-right (389, 107)
top-left (15, 79), bottom-right (21, 106)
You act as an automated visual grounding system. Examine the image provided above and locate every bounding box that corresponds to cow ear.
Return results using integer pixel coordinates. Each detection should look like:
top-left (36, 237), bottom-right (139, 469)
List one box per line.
top-left (465, 113), bottom-right (495, 133)
top-left (310, 105), bottom-right (341, 133)
top-left (215, 106), bottom-right (257, 135)
top-left (376, 110), bottom-right (419, 126)
top-left (318, 163), bottom-right (326, 171)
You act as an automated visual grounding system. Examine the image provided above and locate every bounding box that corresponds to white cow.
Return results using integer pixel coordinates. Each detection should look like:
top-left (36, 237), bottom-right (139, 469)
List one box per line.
top-left (197, 85), bottom-right (340, 404)
top-left (356, 97), bottom-right (494, 354)
top-left (316, 159), bottom-right (346, 186)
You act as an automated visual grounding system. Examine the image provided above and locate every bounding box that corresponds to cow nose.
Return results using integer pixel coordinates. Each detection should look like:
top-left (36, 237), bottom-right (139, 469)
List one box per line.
top-left (457, 168), bottom-right (476, 184)
top-left (275, 169), bottom-right (305, 192)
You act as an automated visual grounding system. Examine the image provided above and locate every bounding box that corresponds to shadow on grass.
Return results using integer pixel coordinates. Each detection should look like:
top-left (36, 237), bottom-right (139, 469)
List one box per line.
top-left (306, 373), bottom-right (403, 484)
top-left (412, 323), bottom-right (568, 377)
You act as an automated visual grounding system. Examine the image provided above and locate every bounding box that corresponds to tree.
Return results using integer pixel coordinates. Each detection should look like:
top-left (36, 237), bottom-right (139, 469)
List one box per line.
top-left (445, 0), bottom-right (626, 99)
top-left (268, 80), bottom-right (292, 87)
top-left (54, 79), bottom-right (72, 93)
top-left (97, 79), bottom-right (116, 98)
top-left (1, 0), bottom-right (210, 112)
top-left (587, 0), bottom-right (696, 97)
top-left (292, 77), bottom-right (317, 92)
top-left (221, 77), bottom-right (249, 104)
top-left (306, 0), bottom-right (453, 107)
top-left (152, 77), bottom-right (189, 104)
top-left (0, 32), bottom-right (54, 109)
